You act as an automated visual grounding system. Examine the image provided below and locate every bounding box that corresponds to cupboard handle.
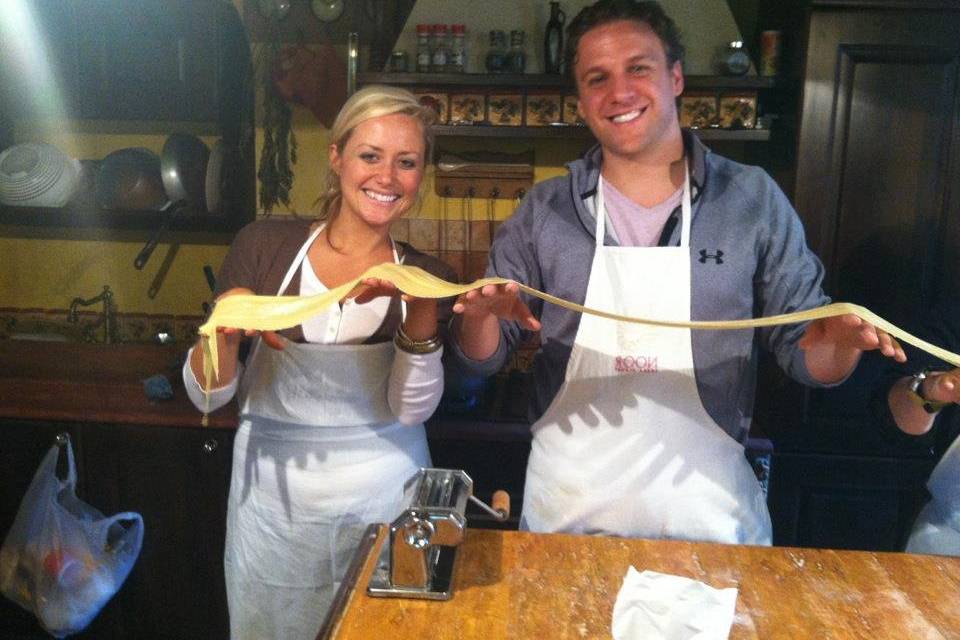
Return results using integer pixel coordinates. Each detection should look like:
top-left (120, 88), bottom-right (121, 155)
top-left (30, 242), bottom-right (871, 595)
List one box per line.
top-left (202, 438), bottom-right (218, 454)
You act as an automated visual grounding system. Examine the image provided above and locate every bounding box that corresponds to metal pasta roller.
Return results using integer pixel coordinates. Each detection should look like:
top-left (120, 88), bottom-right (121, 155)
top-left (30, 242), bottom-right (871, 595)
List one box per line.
top-left (367, 468), bottom-right (510, 600)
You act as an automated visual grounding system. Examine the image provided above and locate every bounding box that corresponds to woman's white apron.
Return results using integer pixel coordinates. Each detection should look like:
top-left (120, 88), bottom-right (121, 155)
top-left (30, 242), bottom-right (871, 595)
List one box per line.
top-left (906, 433), bottom-right (960, 556)
top-left (224, 226), bottom-right (429, 639)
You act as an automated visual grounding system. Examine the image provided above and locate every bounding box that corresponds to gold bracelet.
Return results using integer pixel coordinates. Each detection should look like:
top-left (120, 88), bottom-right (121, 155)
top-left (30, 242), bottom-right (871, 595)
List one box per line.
top-left (394, 325), bottom-right (442, 354)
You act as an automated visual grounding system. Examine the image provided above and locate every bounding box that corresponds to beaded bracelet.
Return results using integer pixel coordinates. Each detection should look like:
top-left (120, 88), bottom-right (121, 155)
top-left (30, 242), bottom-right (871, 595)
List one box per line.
top-left (394, 325), bottom-right (442, 354)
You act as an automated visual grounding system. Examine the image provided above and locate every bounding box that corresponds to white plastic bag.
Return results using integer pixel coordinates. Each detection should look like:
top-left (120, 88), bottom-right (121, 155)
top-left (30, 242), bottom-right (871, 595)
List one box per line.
top-left (0, 435), bottom-right (143, 638)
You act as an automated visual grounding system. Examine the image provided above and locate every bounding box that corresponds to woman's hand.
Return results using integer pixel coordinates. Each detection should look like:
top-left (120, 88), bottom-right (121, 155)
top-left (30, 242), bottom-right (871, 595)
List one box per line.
top-left (352, 278), bottom-right (438, 341)
top-left (922, 368), bottom-right (960, 405)
top-left (215, 287), bottom-right (285, 351)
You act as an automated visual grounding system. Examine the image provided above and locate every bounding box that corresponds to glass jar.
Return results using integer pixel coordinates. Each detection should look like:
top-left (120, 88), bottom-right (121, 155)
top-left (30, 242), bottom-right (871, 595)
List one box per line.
top-left (485, 30), bottom-right (508, 73)
top-left (415, 24), bottom-right (431, 73)
top-left (447, 24), bottom-right (466, 73)
top-left (507, 29), bottom-right (527, 73)
top-left (430, 24), bottom-right (448, 73)
top-left (389, 50), bottom-right (409, 73)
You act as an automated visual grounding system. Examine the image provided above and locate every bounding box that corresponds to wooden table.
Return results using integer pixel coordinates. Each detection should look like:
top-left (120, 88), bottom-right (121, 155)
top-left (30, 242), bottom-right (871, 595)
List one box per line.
top-left (319, 526), bottom-right (960, 639)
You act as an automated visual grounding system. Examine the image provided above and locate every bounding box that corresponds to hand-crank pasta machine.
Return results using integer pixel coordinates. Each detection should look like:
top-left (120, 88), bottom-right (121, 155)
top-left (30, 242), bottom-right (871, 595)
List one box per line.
top-left (367, 468), bottom-right (510, 600)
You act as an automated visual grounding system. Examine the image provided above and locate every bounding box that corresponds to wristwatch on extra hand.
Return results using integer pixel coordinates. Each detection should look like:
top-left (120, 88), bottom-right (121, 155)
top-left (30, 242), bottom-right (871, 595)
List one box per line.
top-left (908, 369), bottom-right (950, 414)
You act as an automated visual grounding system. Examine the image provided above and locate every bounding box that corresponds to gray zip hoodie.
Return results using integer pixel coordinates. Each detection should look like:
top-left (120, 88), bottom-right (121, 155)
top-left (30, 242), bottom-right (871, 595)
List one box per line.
top-left (449, 132), bottom-right (835, 444)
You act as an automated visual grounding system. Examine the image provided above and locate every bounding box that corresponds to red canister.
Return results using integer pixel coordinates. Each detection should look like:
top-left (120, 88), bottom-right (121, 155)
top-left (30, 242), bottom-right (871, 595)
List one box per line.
top-left (760, 30), bottom-right (781, 77)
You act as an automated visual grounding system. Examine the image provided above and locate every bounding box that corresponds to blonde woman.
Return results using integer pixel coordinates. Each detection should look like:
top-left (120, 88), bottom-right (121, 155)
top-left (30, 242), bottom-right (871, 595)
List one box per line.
top-left (183, 86), bottom-right (453, 639)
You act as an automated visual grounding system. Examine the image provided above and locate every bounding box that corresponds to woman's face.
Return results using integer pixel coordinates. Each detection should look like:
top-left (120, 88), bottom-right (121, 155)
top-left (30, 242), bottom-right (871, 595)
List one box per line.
top-left (329, 112), bottom-right (426, 230)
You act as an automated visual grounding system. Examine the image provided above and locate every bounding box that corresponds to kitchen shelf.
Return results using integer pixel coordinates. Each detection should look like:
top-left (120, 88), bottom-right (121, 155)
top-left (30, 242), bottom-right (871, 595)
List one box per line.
top-left (431, 124), bottom-right (770, 141)
top-left (0, 204), bottom-right (239, 236)
top-left (360, 72), bottom-right (778, 90)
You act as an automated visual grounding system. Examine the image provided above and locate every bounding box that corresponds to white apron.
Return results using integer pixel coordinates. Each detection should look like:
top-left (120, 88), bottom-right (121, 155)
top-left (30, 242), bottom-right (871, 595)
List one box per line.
top-left (521, 168), bottom-right (772, 545)
top-left (224, 226), bottom-right (430, 639)
top-left (905, 433), bottom-right (960, 555)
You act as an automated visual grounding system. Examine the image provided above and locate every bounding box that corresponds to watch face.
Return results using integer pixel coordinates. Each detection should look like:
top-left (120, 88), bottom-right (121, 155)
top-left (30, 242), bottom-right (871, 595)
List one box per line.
top-left (312, 0), bottom-right (345, 22)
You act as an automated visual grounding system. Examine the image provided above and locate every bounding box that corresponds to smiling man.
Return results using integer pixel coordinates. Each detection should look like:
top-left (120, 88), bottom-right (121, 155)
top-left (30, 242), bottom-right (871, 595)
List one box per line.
top-left (448, 0), bottom-right (904, 545)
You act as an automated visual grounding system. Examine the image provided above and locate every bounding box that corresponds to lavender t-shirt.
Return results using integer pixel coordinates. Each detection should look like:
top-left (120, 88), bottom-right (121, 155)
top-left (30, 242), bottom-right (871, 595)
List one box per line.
top-left (603, 179), bottom-right (682, 247)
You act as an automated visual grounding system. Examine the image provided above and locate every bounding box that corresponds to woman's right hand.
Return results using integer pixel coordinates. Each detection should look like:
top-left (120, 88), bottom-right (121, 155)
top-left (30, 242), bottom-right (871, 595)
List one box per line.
top-left (215, 287), bottom-right (285, 351)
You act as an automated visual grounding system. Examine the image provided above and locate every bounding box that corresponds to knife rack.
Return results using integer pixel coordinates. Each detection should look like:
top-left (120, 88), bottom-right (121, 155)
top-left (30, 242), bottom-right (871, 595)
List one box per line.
top-left (434, 151), bottom-right (534, 200)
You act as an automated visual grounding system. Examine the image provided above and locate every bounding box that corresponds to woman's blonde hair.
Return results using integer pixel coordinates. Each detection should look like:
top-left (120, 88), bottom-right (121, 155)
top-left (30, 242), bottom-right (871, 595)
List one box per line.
top-left (316, 85), bottom-right (437, 220)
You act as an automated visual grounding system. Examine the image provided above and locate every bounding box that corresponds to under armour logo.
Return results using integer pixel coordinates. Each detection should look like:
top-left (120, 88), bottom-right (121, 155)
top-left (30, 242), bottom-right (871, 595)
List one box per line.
top-left (698, 249), bottom-right (724, 264)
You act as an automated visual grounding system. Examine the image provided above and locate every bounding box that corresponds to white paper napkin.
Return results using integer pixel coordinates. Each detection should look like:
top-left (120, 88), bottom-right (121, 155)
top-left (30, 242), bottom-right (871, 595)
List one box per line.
top-left (611, 566), bottom-right (738, 640)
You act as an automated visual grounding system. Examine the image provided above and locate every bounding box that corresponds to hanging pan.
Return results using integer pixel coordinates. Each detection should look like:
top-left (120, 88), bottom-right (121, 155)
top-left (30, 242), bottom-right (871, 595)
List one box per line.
top-left (134, 133), bottom-right (209, 270)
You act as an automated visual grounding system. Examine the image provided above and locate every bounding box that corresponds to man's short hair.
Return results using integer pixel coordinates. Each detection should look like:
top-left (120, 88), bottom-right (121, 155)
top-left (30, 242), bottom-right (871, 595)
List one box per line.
top-left (565, 0), bottom-right (685, 85)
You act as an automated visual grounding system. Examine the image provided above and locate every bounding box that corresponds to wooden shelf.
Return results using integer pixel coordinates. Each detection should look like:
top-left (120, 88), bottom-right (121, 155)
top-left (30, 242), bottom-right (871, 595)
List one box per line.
top-left (0, 204), bottom-right (242, 236)
top-left (361, 72), bottom-right (778, 91)
top-left (431, 124), bottom-right (771, 142)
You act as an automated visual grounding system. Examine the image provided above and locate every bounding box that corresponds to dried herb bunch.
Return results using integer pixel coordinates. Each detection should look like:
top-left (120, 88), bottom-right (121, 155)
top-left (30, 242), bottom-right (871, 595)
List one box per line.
top-left (256, 40), bottom-right (297, 214)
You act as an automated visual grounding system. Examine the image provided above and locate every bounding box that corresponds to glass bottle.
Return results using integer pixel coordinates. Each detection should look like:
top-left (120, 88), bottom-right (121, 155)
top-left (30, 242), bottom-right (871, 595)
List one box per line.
top-left (485, 30), bottom-right (508, 73)
top-left (415, 24), bottom-right (431, 73)
top-left (507, 30), bottom-right (527, 74)
top-left (448, 24), bottom-right (466, 73)
top-left (543, 1), bottom-right (566, 74)
top-left (430, 24), bottom-right (448, 73)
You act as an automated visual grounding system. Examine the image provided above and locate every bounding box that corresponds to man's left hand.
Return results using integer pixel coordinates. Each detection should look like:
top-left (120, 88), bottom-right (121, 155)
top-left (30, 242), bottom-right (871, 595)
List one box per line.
top-left (799, 314), bottom-right (906, 362)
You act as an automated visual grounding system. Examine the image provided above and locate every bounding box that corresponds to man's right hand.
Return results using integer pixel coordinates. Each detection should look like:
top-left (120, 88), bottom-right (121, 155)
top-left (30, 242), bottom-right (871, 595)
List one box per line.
top-left (452, 282), bottom-right (541, 331)
top-left (452, 282), bottom-right (540, 362)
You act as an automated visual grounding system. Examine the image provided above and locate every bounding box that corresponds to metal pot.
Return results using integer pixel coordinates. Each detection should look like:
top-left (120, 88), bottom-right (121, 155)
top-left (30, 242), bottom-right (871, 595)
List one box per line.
top-left (134, 133), bottom-right (209, 270)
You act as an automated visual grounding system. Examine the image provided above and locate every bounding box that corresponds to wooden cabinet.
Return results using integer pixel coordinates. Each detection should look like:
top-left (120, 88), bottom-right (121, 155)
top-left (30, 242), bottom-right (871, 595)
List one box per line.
top-left (6, 0), bottom-right (232, 124)
top-left (0, 0), bottom-right (256, 235)
top-left (80, 423), bottom-right (233, 640)
top-left (0, 420), bottom-right (234, 640)
top-left (760, 0), bottom-right (960, 549)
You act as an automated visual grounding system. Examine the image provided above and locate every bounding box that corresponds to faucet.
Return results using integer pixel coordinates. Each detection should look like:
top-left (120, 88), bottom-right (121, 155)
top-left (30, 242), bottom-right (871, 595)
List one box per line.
top-left (68, 285), bottom-right (117, 344)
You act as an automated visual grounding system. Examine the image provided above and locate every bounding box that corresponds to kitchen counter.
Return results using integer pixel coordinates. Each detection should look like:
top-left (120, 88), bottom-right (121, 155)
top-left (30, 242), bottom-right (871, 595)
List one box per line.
top-left (0, 339), bottom-right (237, 429)
top-left (320, 526), bottom-right (960, 639)
top-left (0, 339), bottom-right (533, 439)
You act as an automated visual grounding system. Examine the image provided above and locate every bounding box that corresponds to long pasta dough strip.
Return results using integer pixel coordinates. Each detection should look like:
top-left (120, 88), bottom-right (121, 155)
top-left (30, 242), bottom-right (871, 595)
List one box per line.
top-left (196, 263), bottom-right (960, 422)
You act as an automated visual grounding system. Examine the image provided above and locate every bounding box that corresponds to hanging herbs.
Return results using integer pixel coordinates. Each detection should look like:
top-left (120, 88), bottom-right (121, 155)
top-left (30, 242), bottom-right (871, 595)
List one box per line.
top-left (256, 39), bottom-right (297, 214)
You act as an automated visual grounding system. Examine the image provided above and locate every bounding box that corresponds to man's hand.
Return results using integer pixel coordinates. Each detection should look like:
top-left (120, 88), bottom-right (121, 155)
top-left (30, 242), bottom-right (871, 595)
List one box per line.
top-left (215, 287), bottom-right (285, 351)
top-left (799, 313), bottom-right (905, 384)
top-left (452, 282), bottom-right (541, 331)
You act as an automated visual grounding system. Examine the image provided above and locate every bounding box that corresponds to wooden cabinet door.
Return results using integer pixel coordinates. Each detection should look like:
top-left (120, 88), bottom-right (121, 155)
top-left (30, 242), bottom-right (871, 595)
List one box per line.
top-left (763, 2), bottom-right (960, 451)
top-left (762, 1), bottom-right (960, 550)
top-left (794, 4), bottom-right (960, 330)
top-left (80, 423), bottom-right (233, 640)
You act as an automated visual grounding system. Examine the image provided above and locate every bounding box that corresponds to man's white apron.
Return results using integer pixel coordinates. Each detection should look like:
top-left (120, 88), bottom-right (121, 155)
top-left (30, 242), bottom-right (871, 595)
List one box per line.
top-left (521, 168), bottom-right (771, 545)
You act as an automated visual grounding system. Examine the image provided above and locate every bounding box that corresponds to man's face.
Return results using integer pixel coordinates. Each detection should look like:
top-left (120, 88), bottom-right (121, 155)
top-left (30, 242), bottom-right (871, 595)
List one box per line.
top-left (574, 20), bottom-right (684, 162)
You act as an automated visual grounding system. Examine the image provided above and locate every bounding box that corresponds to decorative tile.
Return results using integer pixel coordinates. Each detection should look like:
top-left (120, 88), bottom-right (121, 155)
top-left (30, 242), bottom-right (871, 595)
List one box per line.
top-left (408, 218), bottom-right (440, 251)
top-left (118, 313), bottom-right (151, 343)
top-left (525, 93), bottom-right (563, 126)
top-left (175, 316), bottom-right (203, 343)
top-left (441, 220), bottom-right (466, 252)
top-left (487, 94), bottom-right (523, 126)
top-left (391, 219), bottom-right (409, 244)
top-left (465, 251), bottom-right (490, 282)
top-left (438, 251), bottom-right (466, 282)
top-left (469, 221), bottom-right (493, 251)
